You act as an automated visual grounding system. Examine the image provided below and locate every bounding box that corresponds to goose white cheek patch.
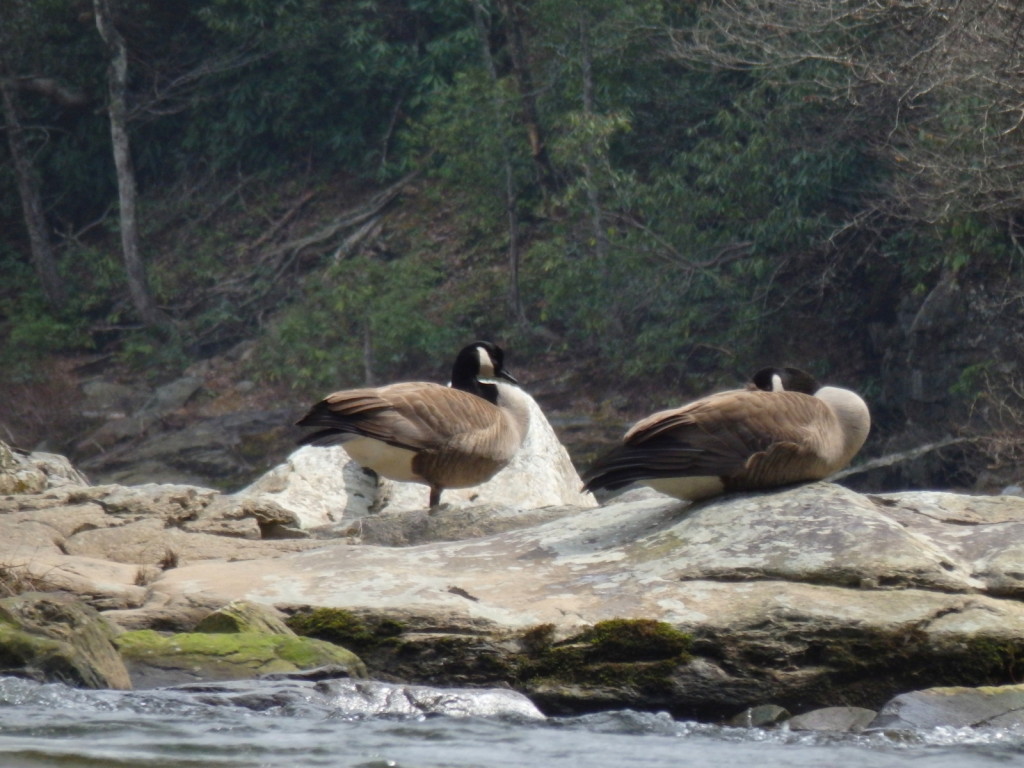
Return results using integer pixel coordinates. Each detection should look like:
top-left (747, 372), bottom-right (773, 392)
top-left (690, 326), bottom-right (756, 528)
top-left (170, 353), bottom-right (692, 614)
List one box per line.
top-left (477, 347), bottom-right (495, 379)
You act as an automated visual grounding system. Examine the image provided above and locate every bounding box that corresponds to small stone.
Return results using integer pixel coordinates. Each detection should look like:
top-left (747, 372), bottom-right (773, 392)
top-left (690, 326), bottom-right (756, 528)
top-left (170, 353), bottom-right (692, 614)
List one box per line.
top-left (786, 706), bottom-right (877, 732)
top-left (728, 704), bottom-right (791, 728)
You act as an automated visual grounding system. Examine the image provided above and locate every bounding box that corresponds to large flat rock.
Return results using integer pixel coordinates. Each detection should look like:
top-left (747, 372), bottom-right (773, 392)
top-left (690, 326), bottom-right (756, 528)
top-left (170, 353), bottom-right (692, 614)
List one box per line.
top-left (116, 483), bottom-right (1024, 629)
top-left (7, 430), bottom-right (1024, 716)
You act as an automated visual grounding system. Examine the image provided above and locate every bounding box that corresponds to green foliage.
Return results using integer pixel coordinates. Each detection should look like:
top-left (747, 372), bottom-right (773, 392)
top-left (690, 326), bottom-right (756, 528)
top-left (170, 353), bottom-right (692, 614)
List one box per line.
top-left (415, 70), bottom-right (533, 225)
top-left (116, 329), bottom-right (189, 377)
top-left (0, 251), bottom-right (93, 379)
top-left (0, 318), bottom-right (82, 384)
top-left (254, 250), bottom-right (463, 392)
top-left (951, 362), bottom-right (991, 400)
top-left (2, 0), bottom-right (1024, 406)
top-left (191, 0), bottom-right (478, 174)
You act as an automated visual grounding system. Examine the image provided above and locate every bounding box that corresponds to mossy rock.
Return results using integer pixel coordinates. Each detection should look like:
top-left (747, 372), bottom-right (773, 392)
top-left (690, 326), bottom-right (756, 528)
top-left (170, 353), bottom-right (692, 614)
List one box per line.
top-left (513, 619), bottom-right (694, 703)
top-left (116, 629), bottom-right (366, 688)
top-left (286, 608), bottom-right (404, 652)
top-left (0, 592), bottom-right (132, 690)
top-left (572, 619), bottom-right (693, 662)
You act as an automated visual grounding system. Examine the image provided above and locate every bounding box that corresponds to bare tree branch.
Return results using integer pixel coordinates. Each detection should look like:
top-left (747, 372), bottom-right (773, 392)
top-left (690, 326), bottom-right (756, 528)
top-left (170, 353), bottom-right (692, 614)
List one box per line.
top-left (833, 436), bottom-right (975, 481)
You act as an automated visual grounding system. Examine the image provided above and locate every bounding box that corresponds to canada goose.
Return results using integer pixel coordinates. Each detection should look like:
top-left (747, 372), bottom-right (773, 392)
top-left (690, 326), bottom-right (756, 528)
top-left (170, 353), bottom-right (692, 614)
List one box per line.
top-left (296, 341), bottom-right (531, 509)
top-left (581, 367), bottom-right (870, 501)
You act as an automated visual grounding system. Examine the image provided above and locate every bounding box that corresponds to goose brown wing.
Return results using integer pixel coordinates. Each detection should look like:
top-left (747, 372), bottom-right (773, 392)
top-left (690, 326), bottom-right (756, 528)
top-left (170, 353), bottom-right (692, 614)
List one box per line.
top-left (730, 439), bottom-right (825, 490)
top-left (583, 390), bottom-right (831, 491)
top-left (381, 383), bottom-right (511, 457)
top-left (297, 382), bottom-right (501, 452)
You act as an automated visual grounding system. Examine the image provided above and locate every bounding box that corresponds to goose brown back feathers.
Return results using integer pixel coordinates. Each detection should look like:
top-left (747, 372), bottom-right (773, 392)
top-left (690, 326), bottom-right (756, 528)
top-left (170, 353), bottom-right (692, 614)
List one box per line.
top-left (582, 370), bottom-right (869, 501)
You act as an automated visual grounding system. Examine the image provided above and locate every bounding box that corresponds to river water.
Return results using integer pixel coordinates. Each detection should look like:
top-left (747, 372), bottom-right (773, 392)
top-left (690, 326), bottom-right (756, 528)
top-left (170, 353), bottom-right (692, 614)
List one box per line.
top-left (0, 677), bottom-right (1020, 768)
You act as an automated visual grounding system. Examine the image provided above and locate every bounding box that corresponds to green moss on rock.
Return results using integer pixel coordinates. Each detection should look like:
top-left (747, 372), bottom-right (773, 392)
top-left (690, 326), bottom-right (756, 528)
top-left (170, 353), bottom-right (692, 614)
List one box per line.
top-left (116, 629), bottom-right (366, 683)
top-left (511, 619), bottom-right (693, 699)
top-left (575, 619), bottom-right (693, 662)
top-left (286, 608), bottom-right (404, 652)
top-left (0, 592), bottom-right (132, 689)
top-left (0, 623), bottom-right (75, 677)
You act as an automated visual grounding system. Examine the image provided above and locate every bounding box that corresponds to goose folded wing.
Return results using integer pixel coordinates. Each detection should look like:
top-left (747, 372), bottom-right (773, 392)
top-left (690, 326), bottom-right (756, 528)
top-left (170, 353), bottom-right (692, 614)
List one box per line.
top-left (612, 391), bottom-right (831, 479)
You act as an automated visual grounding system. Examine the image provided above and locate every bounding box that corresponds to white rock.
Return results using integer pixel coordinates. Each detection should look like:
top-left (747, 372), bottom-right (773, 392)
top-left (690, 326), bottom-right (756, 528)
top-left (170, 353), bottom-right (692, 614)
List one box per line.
top-left (234, 391), bottom-right (595, 528)
top-left (233, 446), bottom-right (378, 529)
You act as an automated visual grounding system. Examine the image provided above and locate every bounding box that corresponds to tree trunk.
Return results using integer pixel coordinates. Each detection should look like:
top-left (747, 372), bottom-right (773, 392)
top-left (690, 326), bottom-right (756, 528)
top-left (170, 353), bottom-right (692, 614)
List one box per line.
top-left (498, 0), bottom-right (556, 194)
top-left (578, 15), bottom-right (609, 271)
top-left (0, 70), bottom-right (66, 308)
top-left (473, 1), bottom-right (526, 324)
top-left (93, 0), bottom-right (171, 331)
top-left (362, 323), bottom-right (375, 386)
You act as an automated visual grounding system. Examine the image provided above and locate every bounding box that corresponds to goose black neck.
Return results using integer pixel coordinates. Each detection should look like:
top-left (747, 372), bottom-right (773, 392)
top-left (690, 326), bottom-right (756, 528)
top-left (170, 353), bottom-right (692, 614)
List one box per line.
top-left (475, 380), bottom-right (499, 405)
top-left (450, 342), bottom-right (504, 404)
top-left (451, 371), bottom-right (499, 404)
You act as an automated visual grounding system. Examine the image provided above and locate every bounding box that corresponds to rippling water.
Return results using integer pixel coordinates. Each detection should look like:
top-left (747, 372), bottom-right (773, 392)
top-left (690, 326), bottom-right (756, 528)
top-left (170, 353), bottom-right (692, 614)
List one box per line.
top-left (0, 677), bottom-right (1021, 768)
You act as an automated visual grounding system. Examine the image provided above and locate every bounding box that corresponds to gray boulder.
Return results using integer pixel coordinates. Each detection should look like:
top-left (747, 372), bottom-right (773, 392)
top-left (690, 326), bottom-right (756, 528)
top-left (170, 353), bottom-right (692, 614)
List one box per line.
top-left (71, 368), bottom-right (291, 490)
top-left (728, 704), bottom-right (790, 728)
top-left (78, 408), bottom-right (293, 489)
top-left (869, 684), bottom-right (1024, 730)
top-left (7, 432), bottom-right (1024, 718)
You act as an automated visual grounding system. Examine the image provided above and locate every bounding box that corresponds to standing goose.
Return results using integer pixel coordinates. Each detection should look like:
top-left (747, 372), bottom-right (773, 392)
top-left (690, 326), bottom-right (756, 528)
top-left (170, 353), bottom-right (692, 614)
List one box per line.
top-left (581, 367), bottom-right (870, 501)
top-left (296, 341), bottom-right (531, 509)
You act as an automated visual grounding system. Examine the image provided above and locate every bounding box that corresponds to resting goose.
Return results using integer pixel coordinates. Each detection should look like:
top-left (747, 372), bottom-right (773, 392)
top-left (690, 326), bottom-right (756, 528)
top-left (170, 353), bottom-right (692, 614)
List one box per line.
top-left (296, 341), bottom-right (531, 509)
top-left (581, 367), bottom-right (870, 501)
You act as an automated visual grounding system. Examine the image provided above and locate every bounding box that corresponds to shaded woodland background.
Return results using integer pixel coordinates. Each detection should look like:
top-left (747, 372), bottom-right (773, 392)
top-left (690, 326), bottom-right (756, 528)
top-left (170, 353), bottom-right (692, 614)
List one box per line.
top-left (3, 0), bottom-right (1024, 491)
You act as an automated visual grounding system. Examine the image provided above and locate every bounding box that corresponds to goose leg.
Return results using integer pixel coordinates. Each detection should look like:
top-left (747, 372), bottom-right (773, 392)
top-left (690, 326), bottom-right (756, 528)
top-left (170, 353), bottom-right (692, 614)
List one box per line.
top-left (428, 485), bottom-right (443, 510)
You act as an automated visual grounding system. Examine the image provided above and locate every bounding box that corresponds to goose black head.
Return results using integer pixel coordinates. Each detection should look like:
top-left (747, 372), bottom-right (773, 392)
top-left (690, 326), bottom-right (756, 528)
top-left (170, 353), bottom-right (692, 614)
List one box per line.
top-left (451, 341), bottom-right (518, 402)
top-left (749, 366), bottom-right (821, 395)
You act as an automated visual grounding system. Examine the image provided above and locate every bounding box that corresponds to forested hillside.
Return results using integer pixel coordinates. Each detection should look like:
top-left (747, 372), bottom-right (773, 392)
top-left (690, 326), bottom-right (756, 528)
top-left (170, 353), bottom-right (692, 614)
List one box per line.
top-left (2, 0), bottom-right (1024, 491)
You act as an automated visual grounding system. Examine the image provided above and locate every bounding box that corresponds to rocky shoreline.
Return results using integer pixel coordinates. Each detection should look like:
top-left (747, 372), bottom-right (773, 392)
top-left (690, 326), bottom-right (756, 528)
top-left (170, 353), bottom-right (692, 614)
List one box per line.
top-left (2, 389), bottom-right (1024, 729)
